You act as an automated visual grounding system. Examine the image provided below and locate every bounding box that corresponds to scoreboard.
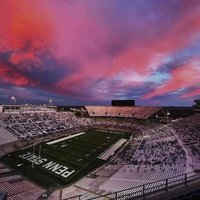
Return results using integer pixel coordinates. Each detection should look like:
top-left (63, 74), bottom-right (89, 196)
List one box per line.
top-left (111, 100), bottom-right (135, 106)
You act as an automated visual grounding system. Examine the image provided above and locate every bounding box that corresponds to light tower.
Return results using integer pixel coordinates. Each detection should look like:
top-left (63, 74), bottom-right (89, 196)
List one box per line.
top-left (48, 99), bottom-right (53, 106)
top-left (10, 96), bottom-right (16, 104)
top-left (10, 96), bottom-right (17, 112)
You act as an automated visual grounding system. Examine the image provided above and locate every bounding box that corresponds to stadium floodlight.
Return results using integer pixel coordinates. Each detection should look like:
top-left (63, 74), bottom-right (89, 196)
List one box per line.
top-left (10, 96), bottom-right (16, 104)
top-left (10, 96), bottom-right (17, 112)
top-left (161, 109), bottom-right (171, 123)
top-left (48, 99), bottom-right (53, 106)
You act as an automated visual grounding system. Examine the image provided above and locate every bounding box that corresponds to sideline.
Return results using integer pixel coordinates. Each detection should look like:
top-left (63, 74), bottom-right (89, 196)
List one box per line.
top-left (46, 132), bottom-right (86, 145)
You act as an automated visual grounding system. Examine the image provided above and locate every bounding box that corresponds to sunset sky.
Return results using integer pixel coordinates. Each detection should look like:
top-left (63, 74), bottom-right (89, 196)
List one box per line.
top-left (0, 0), bottom-right (200, 106)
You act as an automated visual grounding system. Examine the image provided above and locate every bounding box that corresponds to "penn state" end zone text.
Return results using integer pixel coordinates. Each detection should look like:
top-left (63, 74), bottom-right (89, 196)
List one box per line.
top-left (19, 152), bottom-right (75, 179)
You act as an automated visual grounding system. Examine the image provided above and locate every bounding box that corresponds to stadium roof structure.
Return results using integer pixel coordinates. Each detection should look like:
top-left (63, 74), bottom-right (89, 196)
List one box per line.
top-left (85, 106), bottom-right (162, 119)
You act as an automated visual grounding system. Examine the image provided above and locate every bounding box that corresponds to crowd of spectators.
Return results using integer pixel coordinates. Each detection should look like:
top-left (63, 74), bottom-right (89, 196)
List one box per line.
top-left (171, 114), bottom-right (200, 170)
top-left (1, 109), bottom-right (200, 199)
top-left (113, 124), bottom-right (186, 177)
top-left (0, 112), bottom-right (94, 142)
top-left (100, 116), bottom-right (200, 192)
top-left (1, 110), bottom-right (199, 174)
top-left (92, 117), bottom-right (144, 132)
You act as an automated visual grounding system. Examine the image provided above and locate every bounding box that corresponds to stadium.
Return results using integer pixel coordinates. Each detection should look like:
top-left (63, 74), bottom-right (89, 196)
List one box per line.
top-left (0, 101), bottom-right (200, 200)
top-left (1, 1), bottom-right (200, 200)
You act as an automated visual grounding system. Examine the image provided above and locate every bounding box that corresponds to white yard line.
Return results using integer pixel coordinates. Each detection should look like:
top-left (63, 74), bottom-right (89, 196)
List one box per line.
top-left (46, 132), bottom-right (86, 145)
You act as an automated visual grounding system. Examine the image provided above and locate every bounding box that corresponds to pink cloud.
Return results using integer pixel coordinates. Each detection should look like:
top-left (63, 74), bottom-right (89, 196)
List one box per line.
top-left (1, 0), bottom-right (200, 104)
top-left (143, 59), bottom-right (200, 99)
top-left (0, 63), bottom-right (31, 86)
top-left (182, 88), bottom-right (200, 98)
top-left (10, 52), bottom-right (38, 65)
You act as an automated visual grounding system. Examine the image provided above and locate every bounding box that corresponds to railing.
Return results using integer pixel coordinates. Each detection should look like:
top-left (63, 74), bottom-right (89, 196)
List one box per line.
top-left (64, 195), bottom-right (82, 200)
top-left (65, 171), bottom-right (200, 200)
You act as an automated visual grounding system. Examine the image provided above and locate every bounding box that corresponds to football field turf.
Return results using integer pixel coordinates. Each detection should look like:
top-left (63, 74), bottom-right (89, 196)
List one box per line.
top-left (2, 129), bottom-right (130, 188)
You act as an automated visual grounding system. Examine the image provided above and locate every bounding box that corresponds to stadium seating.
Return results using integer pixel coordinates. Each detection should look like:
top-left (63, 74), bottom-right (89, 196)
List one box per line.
top-left (111, 124), bottom-right (186, 182)
top-left (0, 112), bottom-right (94, 142)
top-left (0, 171), bottom-right (45, 200)
top-left (171, 114), bottom-right (200, 170)
top-left (92, 117), bottom-right (143, 132)
top-left (85, 106), bottom-right (161, 119)
top-left (1, 110), bottom-right (200, 200)
top-left (90, 123), bottom-right (187, 195)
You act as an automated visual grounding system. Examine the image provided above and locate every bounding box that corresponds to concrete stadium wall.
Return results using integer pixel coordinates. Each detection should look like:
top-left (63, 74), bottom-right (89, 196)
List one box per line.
top-left (0, 105), bottom-right (3, 113)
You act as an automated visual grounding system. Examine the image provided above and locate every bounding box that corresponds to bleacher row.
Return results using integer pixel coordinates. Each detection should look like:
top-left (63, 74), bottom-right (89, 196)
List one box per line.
top-left (92, 126), bottom-right (186, 194)
top-left (0, 106), bottom-right (160, 144)
top-left (93, 116), bottom-right (200, 194)
top-left (0, 169), bottom-right (45, 200)
top-left (85, 106), bottom-right (161, 119)
top-left (114, 124), bottom-right (186, 171)
top-left (0, 109), bottom-right (149, 144)
top-left (97, 124), bottom-right (187, 193)
top-left (0, 112), bottom-right (94, 141)
top-left (171, 114), bottom-right (200, 170)
top-left (0, 181), bottom-right (35, 196)
top-left (0, 110), bottom-right (200, 199)
top-left (92, 117), bottom-right (143, 132)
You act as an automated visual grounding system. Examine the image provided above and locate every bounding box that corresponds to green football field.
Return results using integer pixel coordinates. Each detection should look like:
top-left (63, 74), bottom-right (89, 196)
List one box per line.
top-left (2, 129), bottom-right (130, 188)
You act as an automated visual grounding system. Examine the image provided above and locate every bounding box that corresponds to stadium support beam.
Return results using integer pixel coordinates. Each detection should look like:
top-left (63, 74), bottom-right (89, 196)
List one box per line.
top-left (32, 143), bottom-right (35, 168)
top-left (39, 144), bottom-right (41, 157)
top-left (58, 186), bottom-right (62, 200)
